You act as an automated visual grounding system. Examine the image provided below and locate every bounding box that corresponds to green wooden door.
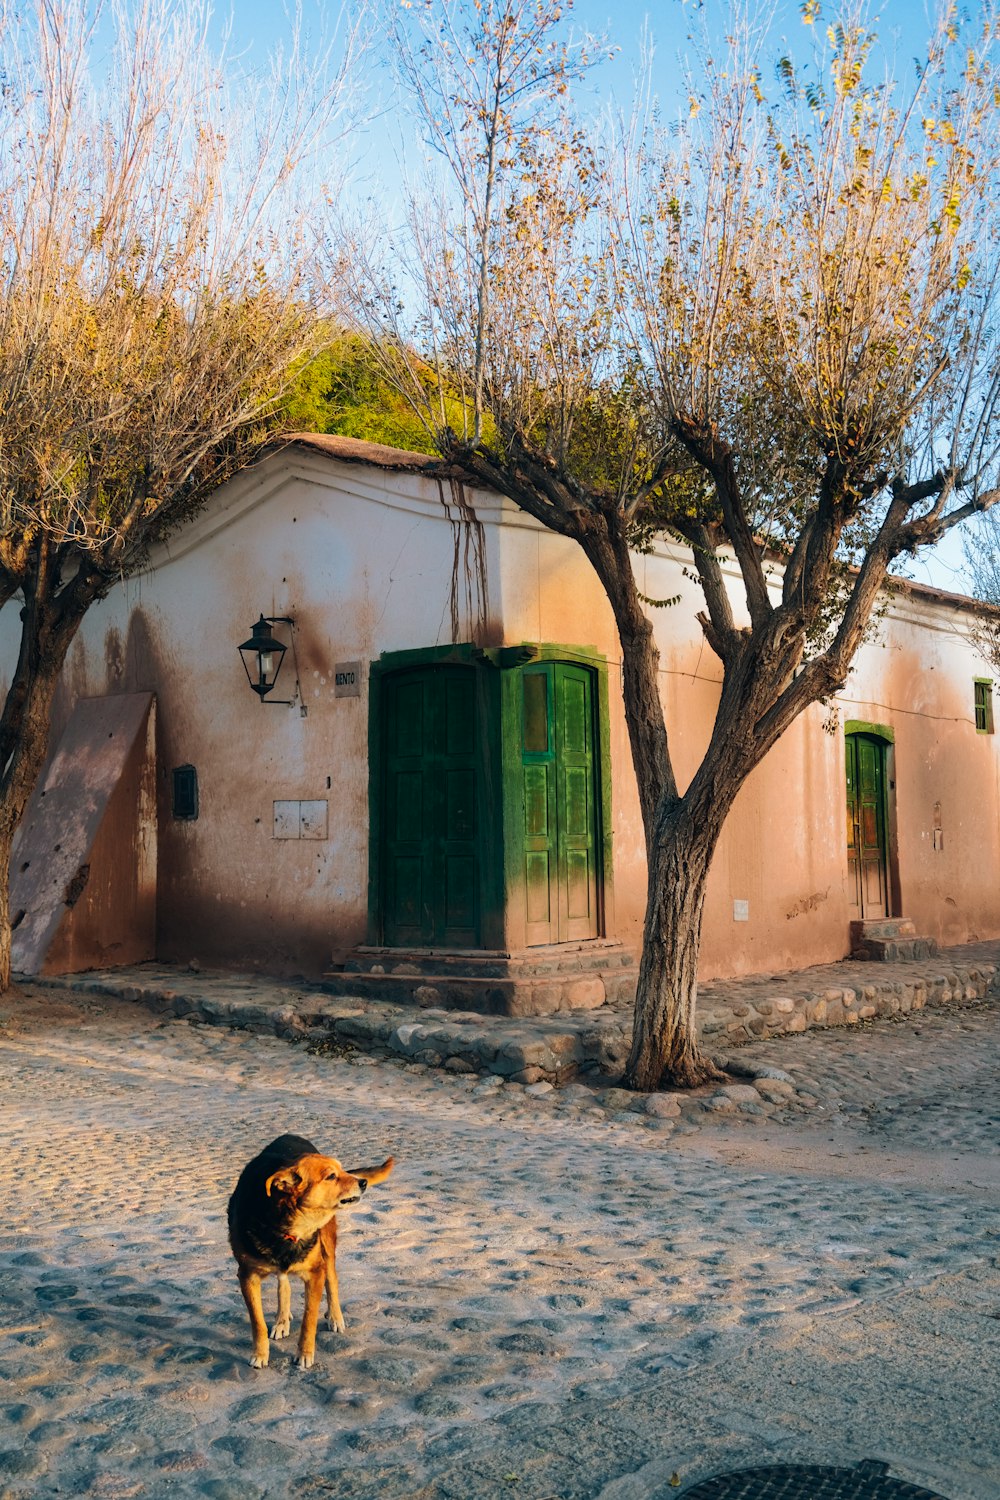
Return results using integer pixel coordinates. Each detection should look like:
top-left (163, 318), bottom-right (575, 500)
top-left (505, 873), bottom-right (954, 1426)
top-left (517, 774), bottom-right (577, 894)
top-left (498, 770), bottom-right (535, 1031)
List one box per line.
top-left (846, 732), bottom-right (888, 919)
top-left (383, 666), bottom-right (479, 946)
top-left (521, 662), bottom-right (599, 944)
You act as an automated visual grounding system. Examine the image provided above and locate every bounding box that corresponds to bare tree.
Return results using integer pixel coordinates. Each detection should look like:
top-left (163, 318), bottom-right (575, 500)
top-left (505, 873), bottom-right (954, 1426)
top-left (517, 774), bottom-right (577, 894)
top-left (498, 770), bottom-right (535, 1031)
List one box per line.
top-left (351, 0), bottom-right (1000, 1088)
top-left (962, 512), bottom-right (1000, 670)
top-left (0, 0), bottom-right (366, 989)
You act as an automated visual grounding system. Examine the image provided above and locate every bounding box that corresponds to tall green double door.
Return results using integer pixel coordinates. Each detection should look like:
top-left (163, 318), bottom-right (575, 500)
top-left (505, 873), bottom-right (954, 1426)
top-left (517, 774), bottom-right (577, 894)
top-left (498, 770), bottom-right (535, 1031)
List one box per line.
top-left (371, 648), bottom-right (608, 951)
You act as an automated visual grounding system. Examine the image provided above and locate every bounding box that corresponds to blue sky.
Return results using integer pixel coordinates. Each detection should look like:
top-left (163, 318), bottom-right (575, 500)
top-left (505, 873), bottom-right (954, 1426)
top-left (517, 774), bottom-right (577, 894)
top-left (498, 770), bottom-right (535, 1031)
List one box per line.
top-left (220, 0), bottom-right (966, 199)
top-left (223, 0), bottom-right (946, 65)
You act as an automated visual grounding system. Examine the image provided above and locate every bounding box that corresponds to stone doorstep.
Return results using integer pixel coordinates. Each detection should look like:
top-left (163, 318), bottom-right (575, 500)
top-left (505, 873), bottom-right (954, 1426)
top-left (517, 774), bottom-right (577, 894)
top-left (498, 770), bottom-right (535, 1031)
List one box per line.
top-left (319, 968), bottom-right (629, 1017)
top-left (848, 917), bottom-right (938, 962)
top-left (850, 918), bottom-right (918, 941)
top-left (338, 940), bottom-right (635, 978)
top-left (324, 941), bottom-right (637, 1016)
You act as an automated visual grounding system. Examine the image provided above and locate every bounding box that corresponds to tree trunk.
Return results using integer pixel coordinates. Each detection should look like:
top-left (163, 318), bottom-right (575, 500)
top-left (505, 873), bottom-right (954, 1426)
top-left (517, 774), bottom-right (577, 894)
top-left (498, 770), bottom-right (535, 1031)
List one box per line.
top-left (0, 822), bottom-right (14, 993)
top-left (576, 519), bottom-right (675, 838)
top-left (0, 569), bottom-right (92, 990)
top-left (623, 799), bottom-right (728, 1090)
top-left (0, 655), bottom-right (67, 990)
top-left (575, 516), bottom-right (733, 1087)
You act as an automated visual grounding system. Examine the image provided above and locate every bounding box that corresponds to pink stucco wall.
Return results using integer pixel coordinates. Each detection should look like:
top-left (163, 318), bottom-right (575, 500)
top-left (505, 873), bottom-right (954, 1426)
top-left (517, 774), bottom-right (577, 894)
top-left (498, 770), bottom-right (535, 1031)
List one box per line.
top-left (3, 438), bottom-right (998, 978)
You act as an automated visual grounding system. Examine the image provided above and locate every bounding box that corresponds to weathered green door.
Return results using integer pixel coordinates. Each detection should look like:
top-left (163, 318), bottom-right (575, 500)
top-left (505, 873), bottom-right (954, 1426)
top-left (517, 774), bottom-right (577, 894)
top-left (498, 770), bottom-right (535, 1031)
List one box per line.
top-left (522, 661), bottom-right (599, 944)
top-left (383, 666), bottom-right (480, 946)
top-left (846, 732), bottom-right (888, 919)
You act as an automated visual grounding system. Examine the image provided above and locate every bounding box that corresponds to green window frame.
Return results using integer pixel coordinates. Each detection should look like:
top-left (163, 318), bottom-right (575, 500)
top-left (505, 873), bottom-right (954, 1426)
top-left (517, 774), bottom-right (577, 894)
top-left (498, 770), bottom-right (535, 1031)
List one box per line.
top-left (975, 679), bottom-right (994, 735)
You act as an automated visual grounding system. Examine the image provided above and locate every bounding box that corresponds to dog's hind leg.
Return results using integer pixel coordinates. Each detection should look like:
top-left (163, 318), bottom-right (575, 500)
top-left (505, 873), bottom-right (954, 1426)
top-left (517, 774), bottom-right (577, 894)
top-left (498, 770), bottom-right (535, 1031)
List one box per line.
top-left (296, 1266), bottom-right (325, 1369)
top-left (270, 1274), bottom-right (292, 1340)
top-left (324, 1246), bottom-right (346, 1334)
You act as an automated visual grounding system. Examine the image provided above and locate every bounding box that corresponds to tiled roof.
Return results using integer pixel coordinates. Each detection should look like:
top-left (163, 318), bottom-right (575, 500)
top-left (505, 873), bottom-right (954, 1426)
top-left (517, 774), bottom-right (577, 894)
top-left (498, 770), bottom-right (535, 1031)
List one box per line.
top-left (277, 431), bottom-right (450, 473)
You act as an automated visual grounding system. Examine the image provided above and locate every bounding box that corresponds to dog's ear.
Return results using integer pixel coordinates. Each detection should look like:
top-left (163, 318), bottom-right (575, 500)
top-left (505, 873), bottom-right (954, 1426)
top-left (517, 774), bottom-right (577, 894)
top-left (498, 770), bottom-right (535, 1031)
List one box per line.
top-left (265, 1166), bottom-right (303, 1198)
top-left (349, 1156), bottom-right (395, 1188)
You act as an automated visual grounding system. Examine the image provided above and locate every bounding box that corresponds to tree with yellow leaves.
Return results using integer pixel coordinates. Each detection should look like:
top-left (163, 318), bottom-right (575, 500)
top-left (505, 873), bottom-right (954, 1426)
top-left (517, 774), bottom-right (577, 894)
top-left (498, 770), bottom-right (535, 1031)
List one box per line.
top-left (0, 0), bottom-right (365, 988)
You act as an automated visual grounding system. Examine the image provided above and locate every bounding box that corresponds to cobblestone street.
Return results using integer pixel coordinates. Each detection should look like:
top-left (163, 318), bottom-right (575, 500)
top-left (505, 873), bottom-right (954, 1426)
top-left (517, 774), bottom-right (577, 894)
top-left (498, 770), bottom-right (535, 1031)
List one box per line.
top-left (0, 981), bottom-right (998, 1499)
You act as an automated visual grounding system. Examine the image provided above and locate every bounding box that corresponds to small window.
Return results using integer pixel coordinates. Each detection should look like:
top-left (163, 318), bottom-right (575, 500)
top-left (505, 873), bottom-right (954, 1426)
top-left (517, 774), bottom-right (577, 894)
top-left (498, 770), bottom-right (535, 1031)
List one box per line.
top-left (172, 764), bottom-right (199, 819)
top-left (974, 680), bottom-right (994, 735)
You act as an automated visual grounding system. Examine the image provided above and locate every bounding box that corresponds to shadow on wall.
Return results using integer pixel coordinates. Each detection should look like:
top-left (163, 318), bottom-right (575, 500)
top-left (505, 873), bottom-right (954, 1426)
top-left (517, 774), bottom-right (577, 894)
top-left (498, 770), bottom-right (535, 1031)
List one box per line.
top-left (154, 887), bottom-right (351, 979)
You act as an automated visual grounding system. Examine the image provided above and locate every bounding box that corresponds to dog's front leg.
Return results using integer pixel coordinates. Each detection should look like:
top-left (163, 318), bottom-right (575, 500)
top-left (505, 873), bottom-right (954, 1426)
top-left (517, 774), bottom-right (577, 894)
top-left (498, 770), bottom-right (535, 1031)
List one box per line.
top-left (271, 1274), bottom-right (292, 1340)
top-left (238, 1268), bottom-right (270, 1369)
top-left (296, 1266), bottom-right (325, 1369)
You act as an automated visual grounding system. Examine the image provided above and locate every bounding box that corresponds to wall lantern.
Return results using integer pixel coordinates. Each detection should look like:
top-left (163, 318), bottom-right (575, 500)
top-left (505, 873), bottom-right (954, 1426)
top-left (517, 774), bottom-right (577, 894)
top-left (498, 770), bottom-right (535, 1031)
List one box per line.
top-left (238, 614), bottom-right (294, 704)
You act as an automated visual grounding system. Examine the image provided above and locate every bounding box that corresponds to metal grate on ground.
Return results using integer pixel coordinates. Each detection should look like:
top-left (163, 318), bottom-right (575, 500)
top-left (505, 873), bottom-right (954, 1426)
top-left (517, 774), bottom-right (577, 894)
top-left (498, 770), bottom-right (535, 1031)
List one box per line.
top-left (680, 1459), bottom-right (947, 1499)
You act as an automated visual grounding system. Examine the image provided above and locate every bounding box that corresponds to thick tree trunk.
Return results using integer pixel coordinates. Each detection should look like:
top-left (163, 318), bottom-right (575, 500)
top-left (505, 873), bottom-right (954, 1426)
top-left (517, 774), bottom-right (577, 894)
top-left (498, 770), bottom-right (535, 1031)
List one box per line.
top-left (573, 513), bottom-right (739, 1088)
top-left (623, 801), bottom-right (728, 1090)
top-left (0, 824), bottom-right (14, 993)
top-left (0, 656), bottom-right (67, 990)
top-left (0, 562), bottom-right (94, 990)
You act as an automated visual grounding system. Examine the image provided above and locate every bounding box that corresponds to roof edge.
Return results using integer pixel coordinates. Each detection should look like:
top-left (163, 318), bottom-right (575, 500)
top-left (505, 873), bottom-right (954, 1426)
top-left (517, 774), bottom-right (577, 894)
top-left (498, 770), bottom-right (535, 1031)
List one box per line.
top-left (260, 432), bottom-right (999, 619)
top-left (271, 430), bottom-right (463, 477)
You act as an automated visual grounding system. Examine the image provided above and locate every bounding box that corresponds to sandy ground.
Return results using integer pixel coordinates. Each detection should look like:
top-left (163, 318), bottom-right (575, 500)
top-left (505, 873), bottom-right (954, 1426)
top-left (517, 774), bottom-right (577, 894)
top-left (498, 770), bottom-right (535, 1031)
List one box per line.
top-left (0, 983), bottom-right (998, 1499)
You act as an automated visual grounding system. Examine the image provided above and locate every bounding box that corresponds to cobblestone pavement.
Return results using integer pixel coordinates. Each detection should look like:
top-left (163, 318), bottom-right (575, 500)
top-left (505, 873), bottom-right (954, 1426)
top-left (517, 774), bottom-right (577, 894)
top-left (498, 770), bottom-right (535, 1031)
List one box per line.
top-left (0, 982), bottom-right (998, 1500)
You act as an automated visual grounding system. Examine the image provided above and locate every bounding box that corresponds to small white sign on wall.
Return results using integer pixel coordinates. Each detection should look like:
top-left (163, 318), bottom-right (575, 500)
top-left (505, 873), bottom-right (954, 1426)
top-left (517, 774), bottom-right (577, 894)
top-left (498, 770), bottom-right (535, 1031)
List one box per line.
top-left (733, 899), bottom-right (749, 922)
top-left (299, 801), bottom-right (328, 840)
top-left (273, 800), bottom-right (329, 840)
top-left (334, 661), bottom-right (362, 698)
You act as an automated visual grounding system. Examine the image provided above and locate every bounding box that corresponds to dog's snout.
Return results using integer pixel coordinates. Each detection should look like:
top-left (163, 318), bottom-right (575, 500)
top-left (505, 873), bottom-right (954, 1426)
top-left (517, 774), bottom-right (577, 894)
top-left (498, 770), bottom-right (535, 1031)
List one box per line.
top-left (357, 1177), bottom-right (368, 1193)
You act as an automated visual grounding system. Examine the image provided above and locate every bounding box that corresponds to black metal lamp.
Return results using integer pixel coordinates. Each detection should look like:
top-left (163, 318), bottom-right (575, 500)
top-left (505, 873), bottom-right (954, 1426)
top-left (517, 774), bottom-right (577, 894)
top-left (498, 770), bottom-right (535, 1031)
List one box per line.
top-left (239, 614), bottom-right (292, 701)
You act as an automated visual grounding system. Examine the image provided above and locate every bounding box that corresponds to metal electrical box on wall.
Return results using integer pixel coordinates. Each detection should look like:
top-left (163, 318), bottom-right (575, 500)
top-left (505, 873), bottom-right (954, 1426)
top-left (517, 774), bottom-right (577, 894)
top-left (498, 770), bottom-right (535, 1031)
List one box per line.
top-left (273, 800), bottom-right (329, 840)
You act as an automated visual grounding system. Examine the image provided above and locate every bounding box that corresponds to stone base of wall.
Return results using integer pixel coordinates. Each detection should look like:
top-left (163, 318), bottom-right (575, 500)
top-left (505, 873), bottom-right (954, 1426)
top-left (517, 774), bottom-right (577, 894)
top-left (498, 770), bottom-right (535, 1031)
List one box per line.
top-left (697, 964), bottom-right (996, 1052)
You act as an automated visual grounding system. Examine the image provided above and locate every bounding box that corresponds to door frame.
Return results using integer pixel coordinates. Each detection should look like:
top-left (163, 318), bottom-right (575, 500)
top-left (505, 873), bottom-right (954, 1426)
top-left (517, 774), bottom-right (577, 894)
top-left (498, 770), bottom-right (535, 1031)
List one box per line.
top-left (844, 720), bottom-right (899, 920)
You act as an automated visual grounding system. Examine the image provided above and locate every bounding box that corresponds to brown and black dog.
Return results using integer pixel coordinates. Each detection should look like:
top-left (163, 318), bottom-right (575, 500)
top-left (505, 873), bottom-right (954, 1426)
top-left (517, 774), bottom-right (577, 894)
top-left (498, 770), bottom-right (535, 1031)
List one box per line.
top-left (227, 1133), bottom-right (394, 1369)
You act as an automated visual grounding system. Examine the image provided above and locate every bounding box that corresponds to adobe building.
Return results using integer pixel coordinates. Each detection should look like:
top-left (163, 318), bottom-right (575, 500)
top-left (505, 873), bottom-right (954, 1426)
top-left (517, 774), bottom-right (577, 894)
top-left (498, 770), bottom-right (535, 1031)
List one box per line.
top-left (3, 433), bottom-right (999, 1011)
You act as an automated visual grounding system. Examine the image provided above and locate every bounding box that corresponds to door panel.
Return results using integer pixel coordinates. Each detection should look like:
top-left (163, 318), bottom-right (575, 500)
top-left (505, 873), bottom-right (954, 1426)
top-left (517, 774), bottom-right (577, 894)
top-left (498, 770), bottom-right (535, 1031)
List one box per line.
top-left (522, 662), bottom-right (600, 944)
top-left (525, 850), bottom-right (552, 926)
top-left (524, 764), bottom-right (550, 838)
top-left (846, 732), bottom-right (888, 920)
top-left (383, 666), bottom-right (480, 946)
top-left (556, 665), bottom-right (598, 939)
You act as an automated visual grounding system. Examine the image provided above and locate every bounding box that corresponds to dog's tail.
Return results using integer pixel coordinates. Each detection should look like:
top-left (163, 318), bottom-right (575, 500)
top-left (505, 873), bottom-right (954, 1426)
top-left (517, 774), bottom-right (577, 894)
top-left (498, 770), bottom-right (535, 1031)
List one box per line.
top-left (352, 1156), bottom-right (394, 1188)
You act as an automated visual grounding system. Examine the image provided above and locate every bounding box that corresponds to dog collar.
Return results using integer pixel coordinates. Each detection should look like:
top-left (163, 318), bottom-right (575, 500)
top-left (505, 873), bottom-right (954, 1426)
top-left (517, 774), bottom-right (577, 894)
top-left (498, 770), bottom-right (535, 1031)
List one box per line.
top-left (279, 1228), bottom-right (319, 1251)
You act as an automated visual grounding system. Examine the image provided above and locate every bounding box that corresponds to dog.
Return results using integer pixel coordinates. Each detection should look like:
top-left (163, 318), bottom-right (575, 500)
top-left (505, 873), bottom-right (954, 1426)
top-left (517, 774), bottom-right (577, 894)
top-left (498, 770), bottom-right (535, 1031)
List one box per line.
top-left (227, 1133), bottom-right (394, 1369)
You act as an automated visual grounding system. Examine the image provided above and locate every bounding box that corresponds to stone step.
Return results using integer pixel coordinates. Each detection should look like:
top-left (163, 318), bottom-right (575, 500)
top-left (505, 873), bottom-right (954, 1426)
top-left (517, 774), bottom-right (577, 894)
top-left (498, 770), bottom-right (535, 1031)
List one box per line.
top-left (851, 918), bottom-right (918, 942)
top-left (849, 918), bottom-right (939, 962)
top-left (324, 941), bottom-right (637, 1016)
top-left (334, 941), bottom-right (635, 981)
top-left (852, 938), bottom-right (939, 962)
top-left (322, 946), bottom-right (637, 1016)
